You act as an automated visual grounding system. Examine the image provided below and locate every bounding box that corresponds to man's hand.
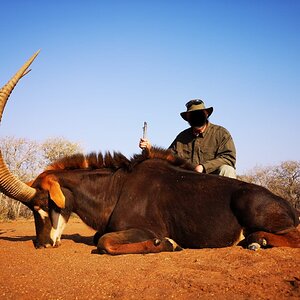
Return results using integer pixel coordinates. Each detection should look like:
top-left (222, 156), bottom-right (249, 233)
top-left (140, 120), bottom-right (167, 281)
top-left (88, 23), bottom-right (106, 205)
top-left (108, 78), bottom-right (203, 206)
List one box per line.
top-left (139, 138), bottom-right (151, 150)
top-left (195, 165), bottom-right (204, 173)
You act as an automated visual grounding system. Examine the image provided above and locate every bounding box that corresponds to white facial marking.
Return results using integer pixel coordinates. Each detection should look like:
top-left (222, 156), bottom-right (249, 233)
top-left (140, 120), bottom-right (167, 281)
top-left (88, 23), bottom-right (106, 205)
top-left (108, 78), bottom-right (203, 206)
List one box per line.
top-left (37, 209), bottom-right (49, 220)
top-left (50, 211), bottom-right (67, 246)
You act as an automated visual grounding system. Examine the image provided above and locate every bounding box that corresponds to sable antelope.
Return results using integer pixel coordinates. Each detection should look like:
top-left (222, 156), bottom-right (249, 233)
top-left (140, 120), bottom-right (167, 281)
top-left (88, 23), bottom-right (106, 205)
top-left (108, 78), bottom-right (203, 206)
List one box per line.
top-left (0, 51), bottom-right (299, 254)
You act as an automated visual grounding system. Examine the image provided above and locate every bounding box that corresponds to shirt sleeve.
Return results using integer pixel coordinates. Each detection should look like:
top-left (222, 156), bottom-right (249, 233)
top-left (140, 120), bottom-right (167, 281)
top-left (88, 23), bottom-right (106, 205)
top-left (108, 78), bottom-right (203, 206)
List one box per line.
top-left (168, 133), bottom-right (199, 169)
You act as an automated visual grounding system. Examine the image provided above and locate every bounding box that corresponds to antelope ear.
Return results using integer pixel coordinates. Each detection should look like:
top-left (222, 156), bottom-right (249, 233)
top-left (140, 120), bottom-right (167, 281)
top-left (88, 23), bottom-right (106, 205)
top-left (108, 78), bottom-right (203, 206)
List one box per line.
top-left (48, 179), bottom-right (65, 209)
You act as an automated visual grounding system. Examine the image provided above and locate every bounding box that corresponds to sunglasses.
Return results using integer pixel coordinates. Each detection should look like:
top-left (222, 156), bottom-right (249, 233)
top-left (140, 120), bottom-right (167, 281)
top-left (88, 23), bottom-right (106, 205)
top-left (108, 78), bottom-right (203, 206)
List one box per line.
top-left (185, 99), bottom-right (203, 109)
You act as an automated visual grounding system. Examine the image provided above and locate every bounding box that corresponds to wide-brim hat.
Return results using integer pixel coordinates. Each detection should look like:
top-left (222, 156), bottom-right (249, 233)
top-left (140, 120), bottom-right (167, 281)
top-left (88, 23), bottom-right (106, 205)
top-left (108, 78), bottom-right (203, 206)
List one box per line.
top-left (180, 99), bottom-right (213, 121)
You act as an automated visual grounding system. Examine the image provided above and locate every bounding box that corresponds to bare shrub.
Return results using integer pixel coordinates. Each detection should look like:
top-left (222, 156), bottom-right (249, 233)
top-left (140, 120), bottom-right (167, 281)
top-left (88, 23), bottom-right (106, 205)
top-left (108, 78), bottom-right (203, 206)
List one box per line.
top-left (0, 136), bottom-right (82, 219)
top-left (240, 161), bottom-right (300, 209)
top-left (41, 137), bottom-right (83, 165)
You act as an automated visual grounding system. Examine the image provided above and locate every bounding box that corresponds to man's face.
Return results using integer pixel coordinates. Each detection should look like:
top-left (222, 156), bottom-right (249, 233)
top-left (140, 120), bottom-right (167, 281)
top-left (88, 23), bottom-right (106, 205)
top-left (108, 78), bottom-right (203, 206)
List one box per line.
top-left (187, 110), bottom-right (207, 127)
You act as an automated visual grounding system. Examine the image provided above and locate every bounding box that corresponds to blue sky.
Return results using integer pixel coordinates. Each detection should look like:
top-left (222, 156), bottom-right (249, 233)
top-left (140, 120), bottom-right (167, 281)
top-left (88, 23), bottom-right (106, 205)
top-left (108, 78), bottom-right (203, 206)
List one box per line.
top-left (0, 0), bottom-right (299, 174)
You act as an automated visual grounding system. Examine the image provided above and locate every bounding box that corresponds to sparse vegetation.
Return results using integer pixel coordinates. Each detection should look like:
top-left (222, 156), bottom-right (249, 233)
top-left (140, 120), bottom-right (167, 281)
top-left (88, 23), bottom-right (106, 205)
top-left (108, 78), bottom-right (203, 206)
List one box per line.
top-left (0, 136), bottom-right (82, 220)
top-left (239, 161), bottom-right (300, 210)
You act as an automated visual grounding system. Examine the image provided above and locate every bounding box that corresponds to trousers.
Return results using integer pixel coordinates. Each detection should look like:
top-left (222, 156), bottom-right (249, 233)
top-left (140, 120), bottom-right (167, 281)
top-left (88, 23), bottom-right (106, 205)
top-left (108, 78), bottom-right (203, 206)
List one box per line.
top-left (212, 165), bottom-right (237, 179)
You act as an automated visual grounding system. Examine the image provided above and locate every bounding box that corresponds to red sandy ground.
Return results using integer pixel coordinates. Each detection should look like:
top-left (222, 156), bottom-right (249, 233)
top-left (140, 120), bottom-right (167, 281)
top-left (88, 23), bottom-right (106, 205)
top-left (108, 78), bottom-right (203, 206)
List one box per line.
top-left (0, 218), bottom-right (299, 300)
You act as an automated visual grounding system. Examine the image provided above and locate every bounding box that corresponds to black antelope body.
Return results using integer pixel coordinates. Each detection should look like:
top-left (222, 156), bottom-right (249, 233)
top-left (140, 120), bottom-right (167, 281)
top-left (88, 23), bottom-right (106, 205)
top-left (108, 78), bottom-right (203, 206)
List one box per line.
top-left (0, 51), bottom-right (299, 254)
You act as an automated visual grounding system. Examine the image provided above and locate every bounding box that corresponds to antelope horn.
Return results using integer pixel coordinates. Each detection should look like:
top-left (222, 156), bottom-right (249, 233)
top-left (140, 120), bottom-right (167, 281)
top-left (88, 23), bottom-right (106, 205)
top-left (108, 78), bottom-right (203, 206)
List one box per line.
top-left (0, 51), bottom-right (40, 202)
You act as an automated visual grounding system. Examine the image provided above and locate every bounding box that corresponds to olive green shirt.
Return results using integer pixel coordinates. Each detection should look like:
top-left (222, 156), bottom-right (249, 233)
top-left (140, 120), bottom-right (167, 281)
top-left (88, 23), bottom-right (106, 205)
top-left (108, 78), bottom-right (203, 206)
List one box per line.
top-left (169, 122), bottom-right (236, 174)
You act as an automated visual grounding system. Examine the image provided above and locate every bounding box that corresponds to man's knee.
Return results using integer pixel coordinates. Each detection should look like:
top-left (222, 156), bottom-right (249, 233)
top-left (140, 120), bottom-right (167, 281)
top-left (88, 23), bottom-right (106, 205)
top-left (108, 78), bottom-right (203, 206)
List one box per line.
top-left (217, 165), bottom-right (237, 179)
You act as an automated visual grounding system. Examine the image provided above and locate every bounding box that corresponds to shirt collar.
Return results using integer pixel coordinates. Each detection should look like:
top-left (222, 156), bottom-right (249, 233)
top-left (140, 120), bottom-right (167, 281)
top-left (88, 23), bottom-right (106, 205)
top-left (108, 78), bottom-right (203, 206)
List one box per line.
top-left (192, 122), bottom-right (210, 137)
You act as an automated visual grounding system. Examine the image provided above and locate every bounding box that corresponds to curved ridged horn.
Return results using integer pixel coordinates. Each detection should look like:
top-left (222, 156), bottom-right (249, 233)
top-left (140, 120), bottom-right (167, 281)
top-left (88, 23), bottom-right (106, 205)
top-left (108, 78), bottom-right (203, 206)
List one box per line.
top-left (0, 51), bottom-right (40, 202)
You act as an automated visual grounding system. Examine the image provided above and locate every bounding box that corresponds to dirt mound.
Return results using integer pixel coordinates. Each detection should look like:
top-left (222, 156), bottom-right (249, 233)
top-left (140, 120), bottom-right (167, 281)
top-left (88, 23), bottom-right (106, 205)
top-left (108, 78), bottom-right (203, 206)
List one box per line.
top-left (0, 218), bottom-right (299, 299)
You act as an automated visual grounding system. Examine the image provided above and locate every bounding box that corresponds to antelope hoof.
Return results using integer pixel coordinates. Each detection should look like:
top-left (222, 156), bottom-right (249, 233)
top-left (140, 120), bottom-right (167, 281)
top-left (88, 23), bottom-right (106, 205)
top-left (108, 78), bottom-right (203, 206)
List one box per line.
top-left (248, 242), bottom-right (261, 251)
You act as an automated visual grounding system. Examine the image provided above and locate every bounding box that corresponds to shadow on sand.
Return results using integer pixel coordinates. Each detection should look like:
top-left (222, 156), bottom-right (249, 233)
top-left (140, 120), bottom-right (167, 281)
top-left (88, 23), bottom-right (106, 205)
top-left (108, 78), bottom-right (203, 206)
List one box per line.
top-left (0, 231), bottom-right (94, 246)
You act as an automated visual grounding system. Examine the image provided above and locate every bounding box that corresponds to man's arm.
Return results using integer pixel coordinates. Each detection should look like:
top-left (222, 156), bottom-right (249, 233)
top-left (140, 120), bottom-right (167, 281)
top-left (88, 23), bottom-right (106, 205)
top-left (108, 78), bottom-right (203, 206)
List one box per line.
top-left (202, 132), bottom-right (236, 173)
